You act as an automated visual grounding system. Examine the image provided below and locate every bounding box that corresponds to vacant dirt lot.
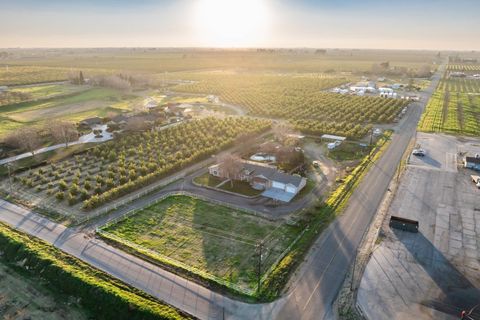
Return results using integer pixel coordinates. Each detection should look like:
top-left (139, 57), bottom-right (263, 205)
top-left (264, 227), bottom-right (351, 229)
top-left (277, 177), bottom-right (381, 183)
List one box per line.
top-left (358, 132), bottom-right (480, 320)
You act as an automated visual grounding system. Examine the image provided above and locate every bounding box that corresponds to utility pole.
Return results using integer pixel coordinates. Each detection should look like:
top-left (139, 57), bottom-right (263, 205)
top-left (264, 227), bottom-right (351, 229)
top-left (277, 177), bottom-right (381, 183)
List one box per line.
top-left (7, 163), bottom-right (13, 196)
top-left (256, 241), bottom-right (264, 294)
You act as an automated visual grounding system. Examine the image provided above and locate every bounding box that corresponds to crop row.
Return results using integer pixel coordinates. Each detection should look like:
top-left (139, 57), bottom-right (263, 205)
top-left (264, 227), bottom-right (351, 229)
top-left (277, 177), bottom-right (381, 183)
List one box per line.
top-left (419, 71), bottom-right (480, 135)
top-left (174, 73), bottom-right (407, 138)
top-left (17, 117), bottom-right (270, 209)
top-left (447, 64), bottom-right (480, 72)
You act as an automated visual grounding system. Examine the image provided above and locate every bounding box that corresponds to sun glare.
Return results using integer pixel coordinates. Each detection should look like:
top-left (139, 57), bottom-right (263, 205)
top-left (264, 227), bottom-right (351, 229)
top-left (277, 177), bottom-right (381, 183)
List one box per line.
top-left (193, 0), bottom-right (270, 47)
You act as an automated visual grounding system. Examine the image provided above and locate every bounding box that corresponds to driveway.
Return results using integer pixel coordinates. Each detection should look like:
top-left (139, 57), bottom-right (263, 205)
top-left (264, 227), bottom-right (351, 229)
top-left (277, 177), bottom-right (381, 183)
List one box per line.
top-left (0, 124), bottom-right (113, 165)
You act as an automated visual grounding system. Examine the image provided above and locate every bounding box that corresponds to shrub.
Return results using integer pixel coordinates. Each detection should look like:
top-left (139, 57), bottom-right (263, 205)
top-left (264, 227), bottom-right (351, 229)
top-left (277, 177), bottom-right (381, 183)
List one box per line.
top-left (67, 193), bottom-right (76, 205)
top-left (58, 180), bottom-right (68, 191)
top-left (69, 183), bottom-right (80, 196)
top-left (84, 181), bottom-right (92, 190)
top-left (55, 191), bottom-right (65, 201)
top-left (79, 188), bottom-right (89, 200)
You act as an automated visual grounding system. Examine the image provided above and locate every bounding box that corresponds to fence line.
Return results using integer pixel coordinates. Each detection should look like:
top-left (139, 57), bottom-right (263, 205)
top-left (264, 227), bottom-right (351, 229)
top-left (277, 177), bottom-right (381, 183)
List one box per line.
top-left (96, 190), bottom-right (300, 295)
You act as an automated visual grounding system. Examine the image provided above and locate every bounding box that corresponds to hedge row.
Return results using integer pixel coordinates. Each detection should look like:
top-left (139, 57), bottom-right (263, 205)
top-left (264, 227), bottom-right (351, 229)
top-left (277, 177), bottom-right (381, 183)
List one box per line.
top-left (0, 222), bottom-right (188, 320)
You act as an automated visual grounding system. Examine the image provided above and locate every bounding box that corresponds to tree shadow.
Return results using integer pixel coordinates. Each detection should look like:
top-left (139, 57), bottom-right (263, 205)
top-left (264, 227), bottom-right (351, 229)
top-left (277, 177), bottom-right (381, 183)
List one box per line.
top-left (394, 229), bottom-right (480, 318)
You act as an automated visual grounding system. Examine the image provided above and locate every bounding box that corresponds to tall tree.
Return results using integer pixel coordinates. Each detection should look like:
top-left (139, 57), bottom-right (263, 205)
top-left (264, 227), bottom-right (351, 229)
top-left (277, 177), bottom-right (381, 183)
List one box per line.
top-left (6, 127), bottom-right (42, 155)
top-left (49, 121), bottom-right (78, 147)
top-left (219, 154), bottom-right (242, 187)
top-left (79, 71), bottom-right (85, 84)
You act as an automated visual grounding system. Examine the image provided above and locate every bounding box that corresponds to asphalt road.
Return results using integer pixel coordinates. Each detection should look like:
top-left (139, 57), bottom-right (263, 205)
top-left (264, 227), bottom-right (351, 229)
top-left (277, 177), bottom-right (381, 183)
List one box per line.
top-left (0, 67), bottom-right (443, 320)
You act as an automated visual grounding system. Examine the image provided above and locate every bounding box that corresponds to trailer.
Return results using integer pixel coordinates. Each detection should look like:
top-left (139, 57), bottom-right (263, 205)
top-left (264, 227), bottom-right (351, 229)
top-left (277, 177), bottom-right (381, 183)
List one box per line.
top-left (389, 215), bottom-right (419, 233)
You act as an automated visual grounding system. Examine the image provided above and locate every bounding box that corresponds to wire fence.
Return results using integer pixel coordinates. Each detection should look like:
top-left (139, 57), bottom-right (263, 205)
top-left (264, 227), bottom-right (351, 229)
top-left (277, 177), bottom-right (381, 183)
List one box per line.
top-left (96, 190), bottom-right (306, 295)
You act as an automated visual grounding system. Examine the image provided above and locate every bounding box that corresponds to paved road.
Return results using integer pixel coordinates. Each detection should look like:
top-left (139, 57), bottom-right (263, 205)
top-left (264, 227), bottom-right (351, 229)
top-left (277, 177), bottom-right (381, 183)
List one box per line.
top-left (272, 65), bottom-right (444, 320)
top-left (0, 68), bottom-right (443, 319)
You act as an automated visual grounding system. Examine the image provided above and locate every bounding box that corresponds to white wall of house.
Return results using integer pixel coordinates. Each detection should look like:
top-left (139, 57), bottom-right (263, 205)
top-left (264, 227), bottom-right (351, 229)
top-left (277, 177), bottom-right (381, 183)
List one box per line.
top-left (286, 185), bottom-right (297, 193)
top-left (272, 181), bottom-right (286, 190)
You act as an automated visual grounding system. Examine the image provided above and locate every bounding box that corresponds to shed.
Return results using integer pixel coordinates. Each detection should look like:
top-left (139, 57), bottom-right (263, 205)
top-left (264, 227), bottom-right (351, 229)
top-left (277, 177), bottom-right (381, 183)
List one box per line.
top-left (321, 134), bottom-right (346, 142)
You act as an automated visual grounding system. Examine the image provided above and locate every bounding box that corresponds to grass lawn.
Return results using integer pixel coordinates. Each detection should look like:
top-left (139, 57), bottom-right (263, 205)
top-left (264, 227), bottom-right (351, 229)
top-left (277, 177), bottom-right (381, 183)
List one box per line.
top-left (194, 172), bottom-right (262, 196)
top-left (101, 195), bottom-right (301, 292)
top-left (193, 172), bottom-right (224, 187)
top-left (218, 180), bottom-right (263, 196)
top-left (328, 142), bottom-right (372, 161)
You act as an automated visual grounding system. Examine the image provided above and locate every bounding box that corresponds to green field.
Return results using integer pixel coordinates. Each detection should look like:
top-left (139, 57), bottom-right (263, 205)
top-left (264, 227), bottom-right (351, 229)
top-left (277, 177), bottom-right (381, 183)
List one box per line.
top-left (418, 66), bottom-right (480, 135)
top-left (0, 86), bottom-right (138, 136)
top-left (328, 142), bottom-right (372, 161)
top-left (0, 222), bottom-right (186, 320)
top-left (100, 195), bottom-right (301, 292)
top-left (0, 83), bottom-right (87, 107)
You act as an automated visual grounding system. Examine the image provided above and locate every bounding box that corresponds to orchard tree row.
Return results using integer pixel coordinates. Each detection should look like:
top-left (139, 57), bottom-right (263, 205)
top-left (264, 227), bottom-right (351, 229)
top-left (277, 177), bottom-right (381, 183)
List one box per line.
top-left (174, 73), bottom-right (407, 138)
top-left (18, 117), bottom-right (271, 209)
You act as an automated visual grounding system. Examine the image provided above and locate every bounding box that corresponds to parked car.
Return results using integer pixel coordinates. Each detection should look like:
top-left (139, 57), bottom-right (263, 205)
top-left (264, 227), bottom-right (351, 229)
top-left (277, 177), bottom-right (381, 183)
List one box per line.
top-left (412, 148), bottom-right (426, 156)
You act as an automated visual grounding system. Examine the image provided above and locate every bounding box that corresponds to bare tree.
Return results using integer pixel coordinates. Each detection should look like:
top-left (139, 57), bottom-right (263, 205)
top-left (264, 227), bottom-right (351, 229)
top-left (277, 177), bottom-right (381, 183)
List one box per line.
top-left (93, 75), bottom-right (131, 92)
top-left (219, 154), bottom-right (242, 187)
top-left (49, 121), bottom-right (78, 147)
top-left (125, 117), bottom-right (150, 132)
top-left (273, 122), bottom-right (300, 146)
top-left (5, 127), bottom-right (42, 155)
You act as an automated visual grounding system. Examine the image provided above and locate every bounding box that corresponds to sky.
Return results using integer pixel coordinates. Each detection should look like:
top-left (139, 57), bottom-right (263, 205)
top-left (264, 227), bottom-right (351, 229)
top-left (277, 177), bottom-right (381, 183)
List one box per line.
top-left (1, 0), bottom-right (479, 50)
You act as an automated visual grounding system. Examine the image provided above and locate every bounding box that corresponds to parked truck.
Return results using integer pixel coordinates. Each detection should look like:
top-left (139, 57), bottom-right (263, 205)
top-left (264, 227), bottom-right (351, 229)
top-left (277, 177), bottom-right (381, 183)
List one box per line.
top-left (471, 175), bottom-right (480, 188)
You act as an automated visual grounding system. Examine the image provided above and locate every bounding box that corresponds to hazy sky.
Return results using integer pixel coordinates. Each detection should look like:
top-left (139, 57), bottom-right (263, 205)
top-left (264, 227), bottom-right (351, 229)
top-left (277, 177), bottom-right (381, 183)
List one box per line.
top-left (1, 0), bottom-right (479, 50)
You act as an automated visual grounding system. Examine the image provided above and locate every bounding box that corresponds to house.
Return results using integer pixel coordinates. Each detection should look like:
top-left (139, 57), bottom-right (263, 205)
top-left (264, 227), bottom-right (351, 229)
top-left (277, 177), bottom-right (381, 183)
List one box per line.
top-left (144, 98), bottom-right (158, 110)
top-left (349, 81), bottom-right (376, 93)
top-left (80, 117), bottom-right (103, 128)
top-left (109, 114), bottom-right (128, 125)
top-left (208, 161), bottom-right (307, 202)
top-left (207, 95), bottom-right (219, 103)
top-left (378, 87), bottom-right (394, 93)
top-left (464, 154), bottom-right (480, 171)
top-left (450, 72), bottom-right (466, 78)
top-left (0, 86), bottom-right (8, 92)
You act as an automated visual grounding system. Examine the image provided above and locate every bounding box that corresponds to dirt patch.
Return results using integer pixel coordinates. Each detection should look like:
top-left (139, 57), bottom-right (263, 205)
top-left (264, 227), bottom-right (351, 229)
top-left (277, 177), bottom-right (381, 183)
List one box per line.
top-left (9, 100), bottom-right (107, 122)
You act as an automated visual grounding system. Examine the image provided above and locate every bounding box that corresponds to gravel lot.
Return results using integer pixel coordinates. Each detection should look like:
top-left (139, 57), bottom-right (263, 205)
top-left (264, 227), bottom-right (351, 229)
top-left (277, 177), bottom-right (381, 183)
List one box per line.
top-left (357, 132), bottom-right (480, 320)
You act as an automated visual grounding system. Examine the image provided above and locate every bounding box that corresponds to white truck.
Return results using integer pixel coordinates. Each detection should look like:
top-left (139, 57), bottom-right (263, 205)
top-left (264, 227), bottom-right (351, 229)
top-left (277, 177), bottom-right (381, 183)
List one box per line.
top-left (471, 175), bottom-right (480, 189)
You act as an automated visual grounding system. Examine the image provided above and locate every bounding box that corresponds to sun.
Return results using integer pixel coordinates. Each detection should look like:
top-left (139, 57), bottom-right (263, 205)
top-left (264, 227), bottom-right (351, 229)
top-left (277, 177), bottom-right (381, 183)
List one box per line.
top-left (193, 0), bottom-right (271, 47)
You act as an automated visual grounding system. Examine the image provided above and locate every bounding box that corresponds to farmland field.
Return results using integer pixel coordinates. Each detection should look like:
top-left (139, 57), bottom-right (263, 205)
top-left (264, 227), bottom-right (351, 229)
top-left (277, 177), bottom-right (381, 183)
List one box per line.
top-left (418, 65), bottom-right (480, 135)
top-left (173, 73), bottom-right (408, 138)
top-left (3, 49), bottom-right (438, 76)
top-left (0, 83), bottom-right (87, 107)
top-left (4, 117), bottom-right (270, 221)
top-left (0, 86), bottom-right (140, 136)
top-left (99, 195), bottom-right (301, 293)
